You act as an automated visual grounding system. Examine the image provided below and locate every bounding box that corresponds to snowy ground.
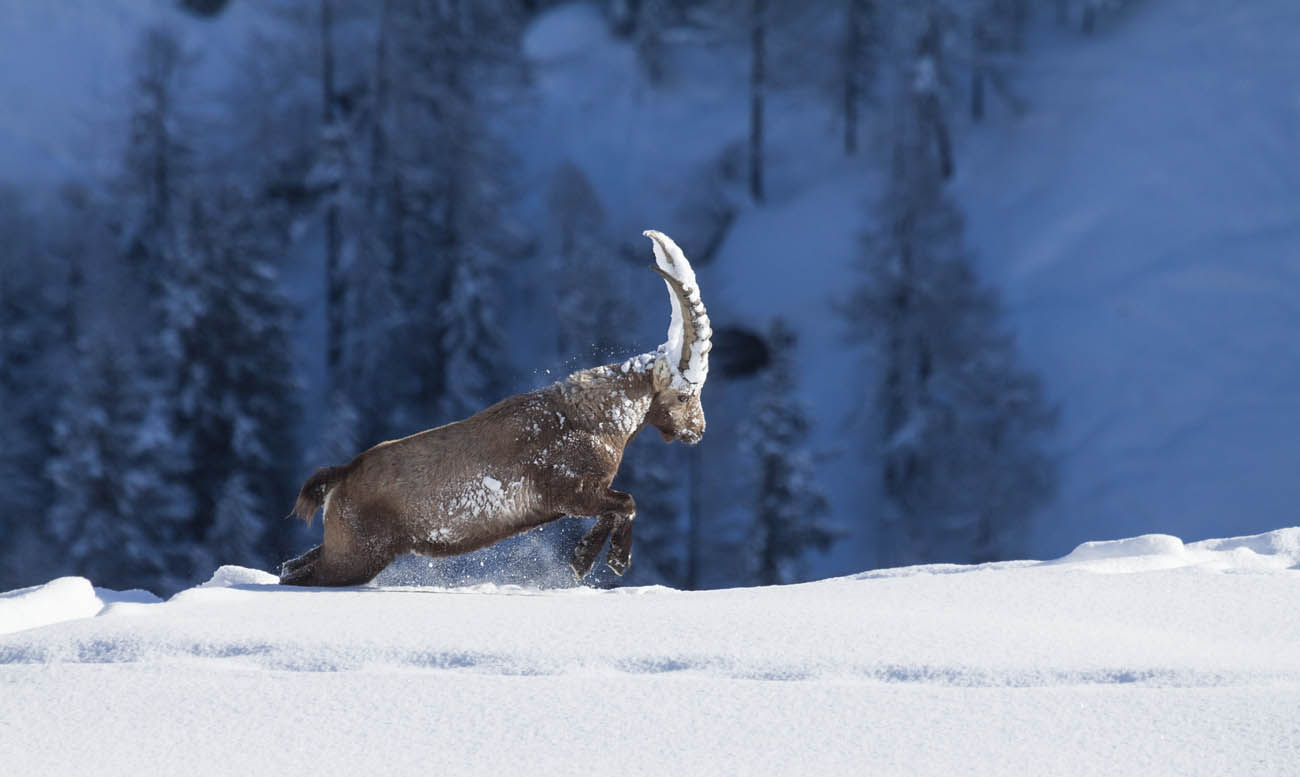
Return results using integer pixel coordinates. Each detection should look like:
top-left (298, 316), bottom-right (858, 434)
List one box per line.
top-left (3, 528), bottom-right (1298, 776)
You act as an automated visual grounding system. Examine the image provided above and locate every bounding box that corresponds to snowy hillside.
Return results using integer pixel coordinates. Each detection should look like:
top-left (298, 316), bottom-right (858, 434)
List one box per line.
top-left (952, 1), bottom-right (1300, 555)
top-left (3, 528), bottom-right (1298, 776)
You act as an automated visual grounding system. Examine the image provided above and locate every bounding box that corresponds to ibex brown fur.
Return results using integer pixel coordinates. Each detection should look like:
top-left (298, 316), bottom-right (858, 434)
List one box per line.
top-left (280, 231), bottom-right (711, 586)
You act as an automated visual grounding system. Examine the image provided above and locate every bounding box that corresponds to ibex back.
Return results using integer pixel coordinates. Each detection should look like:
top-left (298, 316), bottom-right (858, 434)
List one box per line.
top-left (280, 230), bottom-right (712, 586)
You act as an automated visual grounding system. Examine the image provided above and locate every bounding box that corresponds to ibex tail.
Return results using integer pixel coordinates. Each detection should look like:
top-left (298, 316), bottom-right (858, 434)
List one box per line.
top-left (292, 465), bottom-right (350, 526)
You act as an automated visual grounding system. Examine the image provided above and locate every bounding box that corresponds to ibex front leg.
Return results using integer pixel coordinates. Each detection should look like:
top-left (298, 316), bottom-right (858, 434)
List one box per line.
top-left (606, 511), bottom-right (635, 576)
top-left (566, 489), bottom-right (636, 580)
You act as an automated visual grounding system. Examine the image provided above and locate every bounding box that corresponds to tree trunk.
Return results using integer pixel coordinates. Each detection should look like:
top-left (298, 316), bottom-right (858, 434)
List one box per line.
top-left (684, 443), bottom-right (703, 589)
top-left (970, 20), bottom-right (985, 122)
top-left (321, 0), bottom-right (344, 386)
top-left (843, 0), bottom-right (863, 155)
top-left (758, 456), bottom-right (779, 586)
top-left (1011, 0), bottom-right (1028, 50)
top-left (748, 0), bottom-right (765, 202)
top-left (917, 93), bottom-right (954, 180)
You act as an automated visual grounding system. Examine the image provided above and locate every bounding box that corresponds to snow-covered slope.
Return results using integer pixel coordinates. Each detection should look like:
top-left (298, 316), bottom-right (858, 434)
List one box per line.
top-left (3, 528), bottom-right (1298, 776)
top-left (953, 1), bottom-right (1300, 556)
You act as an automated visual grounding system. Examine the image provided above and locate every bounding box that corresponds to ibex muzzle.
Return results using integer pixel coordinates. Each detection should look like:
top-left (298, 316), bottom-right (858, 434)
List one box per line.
top-left (280, 230), bottom-right (711, 586)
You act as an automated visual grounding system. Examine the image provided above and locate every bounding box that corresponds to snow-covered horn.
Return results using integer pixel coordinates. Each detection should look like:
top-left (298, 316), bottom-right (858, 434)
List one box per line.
top-left (644, 230), bottom-right (711, 386)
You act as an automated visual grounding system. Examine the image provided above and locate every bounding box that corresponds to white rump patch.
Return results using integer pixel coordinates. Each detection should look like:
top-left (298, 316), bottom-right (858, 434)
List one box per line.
top-left (322, 488), bottom-right (335, 524)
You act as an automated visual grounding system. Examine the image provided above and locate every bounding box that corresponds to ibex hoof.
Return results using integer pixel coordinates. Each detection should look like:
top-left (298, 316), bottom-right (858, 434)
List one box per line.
top-left (569, 556), bottom-right (594, 581)
top-left (606, 555), bottom-right (629, 577)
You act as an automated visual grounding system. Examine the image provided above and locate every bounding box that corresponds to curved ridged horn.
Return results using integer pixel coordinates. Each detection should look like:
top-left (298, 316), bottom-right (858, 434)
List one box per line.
top-left (644, 230), bottom-right (711, 384)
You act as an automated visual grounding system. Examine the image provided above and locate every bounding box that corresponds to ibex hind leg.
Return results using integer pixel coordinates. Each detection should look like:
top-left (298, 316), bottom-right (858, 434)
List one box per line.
top-left (279, 546), bottom-right (394, 587)
top-left (280, 521), bottom-right (399, 587)
top-left (278, 544), bottom-right (328, 586)
top-left (280, 545), bottom-right (323, 575)
top-left (279, 558), bottom-right (317, 586)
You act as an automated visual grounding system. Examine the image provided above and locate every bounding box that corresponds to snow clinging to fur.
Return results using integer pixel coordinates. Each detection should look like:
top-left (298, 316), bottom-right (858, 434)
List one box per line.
top-left (644, 229), bottom-right (708, 388)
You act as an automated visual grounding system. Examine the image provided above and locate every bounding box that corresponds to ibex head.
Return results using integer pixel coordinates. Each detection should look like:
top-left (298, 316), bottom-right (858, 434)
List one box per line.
top-left (643, 230), bottom-right (711, 445)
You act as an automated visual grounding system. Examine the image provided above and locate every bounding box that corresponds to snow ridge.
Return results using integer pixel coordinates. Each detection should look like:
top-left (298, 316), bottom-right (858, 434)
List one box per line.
top-left (3, 528), bottom-right (1299, 777)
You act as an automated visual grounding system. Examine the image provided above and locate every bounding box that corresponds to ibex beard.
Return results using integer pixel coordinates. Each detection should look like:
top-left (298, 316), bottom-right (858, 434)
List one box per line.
top-left (279, 230), bottom-right (712, 587)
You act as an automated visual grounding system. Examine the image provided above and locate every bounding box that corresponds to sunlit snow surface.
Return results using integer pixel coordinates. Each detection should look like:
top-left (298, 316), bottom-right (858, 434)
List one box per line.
top-left (2, 529), bottom-right (1297, 776)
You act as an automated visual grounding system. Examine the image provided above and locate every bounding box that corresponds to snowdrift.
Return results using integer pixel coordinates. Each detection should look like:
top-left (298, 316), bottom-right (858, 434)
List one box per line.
top-left (2, 528), bottom-right (1297, 776)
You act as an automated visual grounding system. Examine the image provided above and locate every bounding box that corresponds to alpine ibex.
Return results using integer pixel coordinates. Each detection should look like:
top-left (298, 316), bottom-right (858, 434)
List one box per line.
top-left (279, 230), bottom-right (711, 586)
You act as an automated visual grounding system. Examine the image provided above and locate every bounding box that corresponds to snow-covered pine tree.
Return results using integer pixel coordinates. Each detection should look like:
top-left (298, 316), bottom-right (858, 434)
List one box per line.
top-left (193, 1), bottom-right (370, 489)
top-left (748, 0), bottom-right (767, 202)
top-left (305, 0), bottom-right (524, 442)
top-left (968, 0), bottom-right (1028, 121)
top-left (907, 11), bottom-right (955, 180)
top-left (610, 0), bottom-right (669, 82)
top-left (387, 0), bottom-right (522, 426)
top-left (847, 99), bottom-right (1057, 567)
top-left (840, 0), bottom-right (880, 155)
top-left (114, 23), bottom-right (198, 412)
top-left (0, 189), bottom-right (72, 590)
top-left (51, 23), bottom-right (207, 592)
top-left (437, 251), bottom-right (511, 421)
top-left (172, 187), bottom-right (301, 569)
top-left (229, 1), bottom-right (525, 482)
top-left (611, 437), bottom-right (686, 587)
top-left (46, 341), bottom-right (198, 593)
top-left (546, 160), bottom-right (621, 365)
top-left (120, 26), bottom-right (195, 295)
top-left (871, 1), bottom-right (1030, 151)
top-left (207, 473), bottom-right (263, 571)
top-left (740, 319), bottom-right (837, 585)
top-left (319, 0), bottom-right (347, 392)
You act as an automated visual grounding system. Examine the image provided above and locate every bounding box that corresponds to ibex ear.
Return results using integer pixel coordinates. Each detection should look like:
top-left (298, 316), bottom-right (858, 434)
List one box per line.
top-left (652, 355), bottom-right (673, 392)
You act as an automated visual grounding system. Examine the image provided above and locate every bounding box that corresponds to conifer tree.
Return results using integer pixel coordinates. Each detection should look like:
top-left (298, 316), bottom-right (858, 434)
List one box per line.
top-left (969, 0), bottom-right (1028, 121)
top-left (120, 26), bottom-right (194, 293)
top-left (741, 319), bottom-right (837, 585)
top-left (47, 23), bottom-right (207, 592)
top-left (0, 192), bottom-right (70, 590)
top-left (172, 188), bottom-right (301, 569)
top-left (207, 474), bottom-right (264, 571)
top-left (848, 103), bottom-right (1057, 566)
top-left (615, 439), bottom-right (688, 587)
top-left (546, 160), bottom-right (623, 364)
top-left (325, 0), bottom-right (522, 438)
top-left (840, 0), bottom-right (879, 155)
top-left (46, 343), bottom-right (198, 592)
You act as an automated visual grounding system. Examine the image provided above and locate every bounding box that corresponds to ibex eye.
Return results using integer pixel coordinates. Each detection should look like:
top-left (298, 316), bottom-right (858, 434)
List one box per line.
top-left (676, 393), bottom-right (690, 403)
